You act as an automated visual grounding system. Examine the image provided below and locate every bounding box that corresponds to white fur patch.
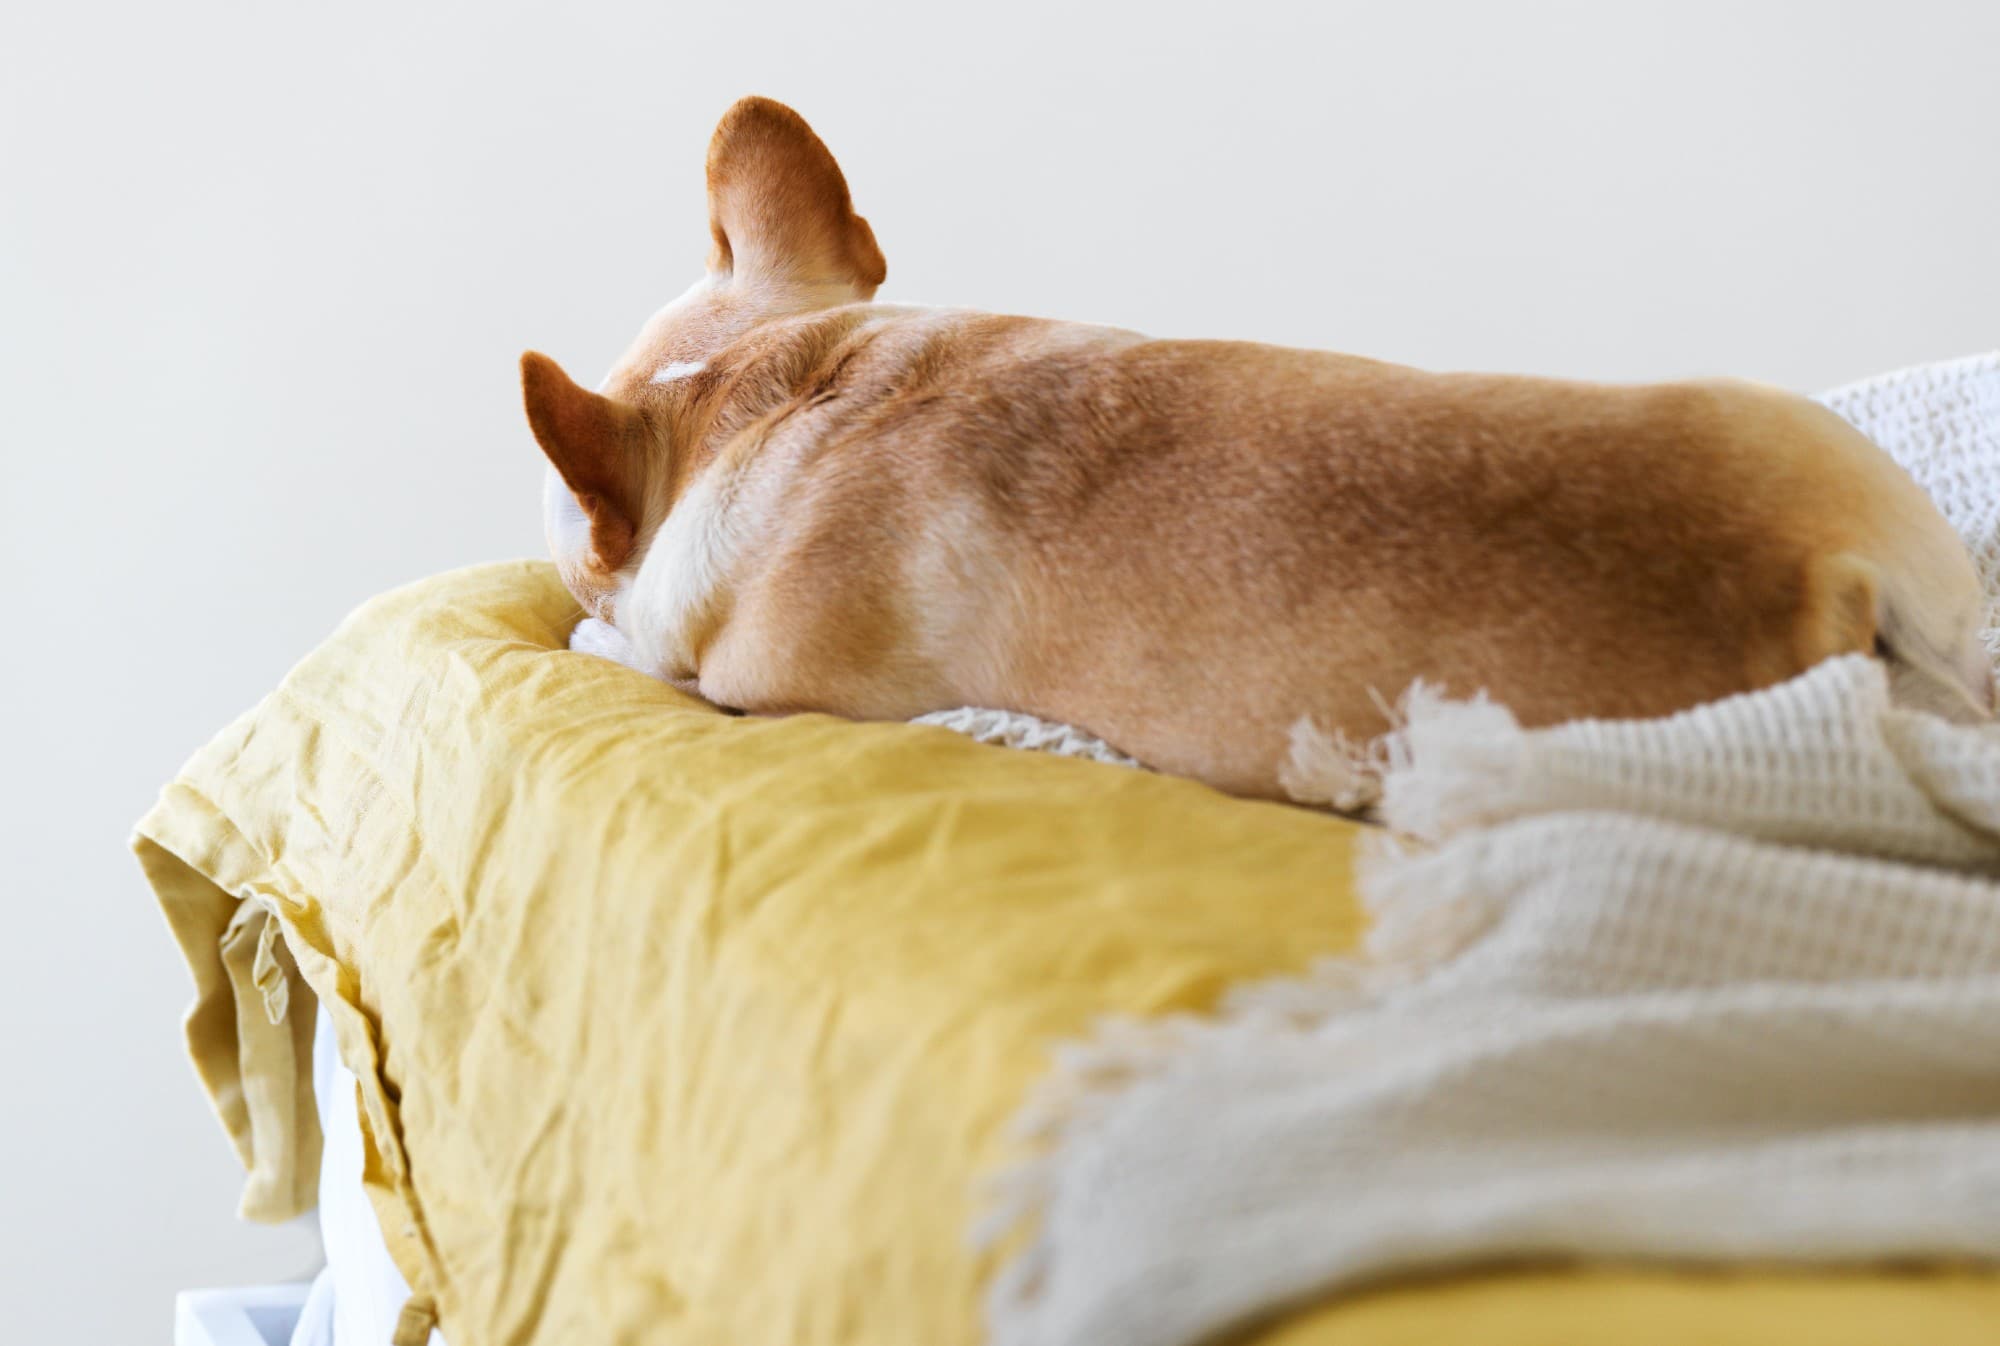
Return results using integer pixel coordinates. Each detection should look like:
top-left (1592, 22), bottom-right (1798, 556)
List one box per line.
top-left (650, 360), bottom-right (707, 384)
top-left (569, 616), bottom-right (652, 673)
top-left (623, 454), bottom-right (765, 680)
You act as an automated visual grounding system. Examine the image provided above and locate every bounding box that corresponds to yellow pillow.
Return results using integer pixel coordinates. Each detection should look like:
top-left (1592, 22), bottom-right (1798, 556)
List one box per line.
top-left (134, 561), bottom-right (2000, 1344)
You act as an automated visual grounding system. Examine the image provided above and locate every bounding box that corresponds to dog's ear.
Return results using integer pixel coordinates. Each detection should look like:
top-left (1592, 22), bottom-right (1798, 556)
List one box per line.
top-left (521, 351), bottom-right (648, 572)
top-left (705, 96), bottom-right (886, 296)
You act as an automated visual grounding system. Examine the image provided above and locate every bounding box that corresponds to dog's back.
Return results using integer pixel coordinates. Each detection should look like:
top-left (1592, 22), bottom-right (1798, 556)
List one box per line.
top-left (678, 309), bottom-right (1987, 795)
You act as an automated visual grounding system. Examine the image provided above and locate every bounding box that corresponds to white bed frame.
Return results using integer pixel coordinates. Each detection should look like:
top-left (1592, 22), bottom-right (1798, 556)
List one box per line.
top-left (174, 1284), bottom-right (309, 1346)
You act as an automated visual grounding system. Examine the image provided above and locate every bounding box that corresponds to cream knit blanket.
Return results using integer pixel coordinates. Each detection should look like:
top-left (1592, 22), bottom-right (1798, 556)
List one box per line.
top-left (980, 352), bottom-right (2000, 1346)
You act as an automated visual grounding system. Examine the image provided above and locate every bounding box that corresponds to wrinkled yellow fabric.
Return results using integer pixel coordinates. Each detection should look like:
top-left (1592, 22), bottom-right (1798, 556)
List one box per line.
top-left (134, 562), bottom-right (2000, 1345)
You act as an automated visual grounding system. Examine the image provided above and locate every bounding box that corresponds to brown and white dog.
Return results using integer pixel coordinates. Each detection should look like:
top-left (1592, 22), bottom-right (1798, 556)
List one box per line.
top-left (525, 96), bottom-right (1990, 801)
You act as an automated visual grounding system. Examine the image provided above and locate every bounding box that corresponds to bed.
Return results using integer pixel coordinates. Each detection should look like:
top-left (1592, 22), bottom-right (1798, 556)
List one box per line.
top-left (136, 558), bottom-right (2000, 1345)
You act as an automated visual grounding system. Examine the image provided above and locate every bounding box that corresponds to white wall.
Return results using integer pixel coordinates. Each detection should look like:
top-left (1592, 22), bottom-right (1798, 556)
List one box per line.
top-left (3, 0), bottom-right (1995, 1338)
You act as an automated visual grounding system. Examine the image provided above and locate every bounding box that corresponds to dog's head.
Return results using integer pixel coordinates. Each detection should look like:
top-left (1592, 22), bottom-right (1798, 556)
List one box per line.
top-left (521, 96), bottom-right (884, 624)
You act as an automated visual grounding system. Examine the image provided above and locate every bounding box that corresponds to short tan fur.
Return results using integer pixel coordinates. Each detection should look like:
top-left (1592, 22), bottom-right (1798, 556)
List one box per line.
top-left (524, 97), bottom-right (1990, 801)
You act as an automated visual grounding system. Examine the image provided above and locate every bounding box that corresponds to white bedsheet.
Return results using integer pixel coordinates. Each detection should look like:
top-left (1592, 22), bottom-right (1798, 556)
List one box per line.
top-left (292, 1008), bottom-right (446, 1346)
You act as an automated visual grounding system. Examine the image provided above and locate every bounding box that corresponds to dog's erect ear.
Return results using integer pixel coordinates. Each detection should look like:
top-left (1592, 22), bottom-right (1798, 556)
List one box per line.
top-left (521, 351), bottom-right (648, 572)
top-left (705, 96), bottom-right (887, 296)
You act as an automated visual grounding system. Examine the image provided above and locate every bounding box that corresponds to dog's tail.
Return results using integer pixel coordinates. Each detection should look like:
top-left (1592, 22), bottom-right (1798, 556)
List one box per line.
top-left (1799, 550), bottom-right (1992, 722)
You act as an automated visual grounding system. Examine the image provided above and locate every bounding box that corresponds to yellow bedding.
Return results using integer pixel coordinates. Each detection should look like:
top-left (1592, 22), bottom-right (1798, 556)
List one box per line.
top-left (134, 562), bottom-right (2000, 1345)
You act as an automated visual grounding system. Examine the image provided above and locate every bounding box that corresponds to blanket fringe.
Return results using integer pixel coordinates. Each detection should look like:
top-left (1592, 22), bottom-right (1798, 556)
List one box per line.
top-left (1278, 717), bottom-right (1386, 813)
top-left (979, 690), bottom-right (1513, 1335)
top-left (1375, 688), bottom-right (1529, 841)
top-left (1276, 682), bottom-right (1527, 837)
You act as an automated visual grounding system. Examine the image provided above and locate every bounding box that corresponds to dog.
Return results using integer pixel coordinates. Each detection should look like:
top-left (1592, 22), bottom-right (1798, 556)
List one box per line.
top-left (525, 96), bottom-right (1990, 802)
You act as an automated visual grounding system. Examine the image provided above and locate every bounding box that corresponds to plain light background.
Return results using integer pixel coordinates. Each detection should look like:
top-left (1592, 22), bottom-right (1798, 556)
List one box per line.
top-left (3, 0), bottom-right (1995, 1339)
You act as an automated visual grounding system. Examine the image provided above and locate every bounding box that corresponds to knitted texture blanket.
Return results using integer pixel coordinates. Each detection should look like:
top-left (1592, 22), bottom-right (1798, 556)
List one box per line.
top-left (979, 352), bottom-right (2000, 1346)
